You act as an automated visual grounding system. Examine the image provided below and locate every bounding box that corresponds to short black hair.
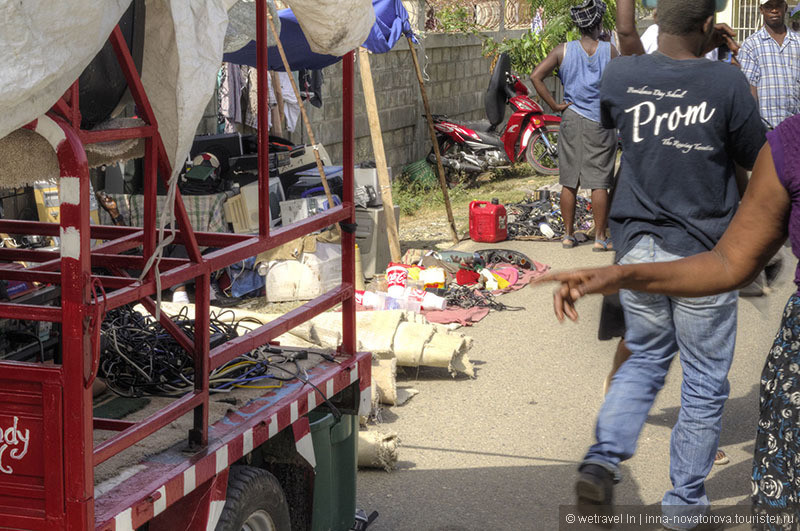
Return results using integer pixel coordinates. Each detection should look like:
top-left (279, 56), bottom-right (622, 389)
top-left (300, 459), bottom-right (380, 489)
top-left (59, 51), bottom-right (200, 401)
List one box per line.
top-left (657, 0), bottom-right (715, 35)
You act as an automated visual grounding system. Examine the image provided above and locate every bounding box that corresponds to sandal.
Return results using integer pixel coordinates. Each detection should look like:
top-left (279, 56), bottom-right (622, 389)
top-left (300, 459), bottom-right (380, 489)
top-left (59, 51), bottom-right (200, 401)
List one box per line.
top-left (714, 449), bottom-right (729, 466)
top-left (562, 235), bottom-right (578, 249)
top-left (593, 238), bottom-right (613, 252)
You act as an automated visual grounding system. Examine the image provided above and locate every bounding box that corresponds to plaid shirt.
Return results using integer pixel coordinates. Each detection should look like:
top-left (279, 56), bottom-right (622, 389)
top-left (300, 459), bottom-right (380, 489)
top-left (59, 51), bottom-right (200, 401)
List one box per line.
top-left (739, 27), bottom-right (800, 128)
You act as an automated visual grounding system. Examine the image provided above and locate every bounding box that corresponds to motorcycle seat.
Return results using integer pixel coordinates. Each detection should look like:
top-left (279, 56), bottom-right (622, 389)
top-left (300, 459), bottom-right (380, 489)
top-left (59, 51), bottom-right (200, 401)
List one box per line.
top-left (462, 120), bottom-right (495, 133)
top-left (473, 129), bottom-right (505, 148)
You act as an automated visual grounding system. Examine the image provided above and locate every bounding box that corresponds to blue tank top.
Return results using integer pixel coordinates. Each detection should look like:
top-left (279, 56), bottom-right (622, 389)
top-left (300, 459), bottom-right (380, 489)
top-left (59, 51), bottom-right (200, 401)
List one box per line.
top-left (558, 40), bottom-right (611, 123)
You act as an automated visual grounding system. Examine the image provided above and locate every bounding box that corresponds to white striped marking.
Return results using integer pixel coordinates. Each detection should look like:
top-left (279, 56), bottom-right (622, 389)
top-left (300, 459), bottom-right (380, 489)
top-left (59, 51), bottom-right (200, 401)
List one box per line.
top-left (153, 486), bottom-right (167, 517)
top-left (114, 508), bottom-right (134, 531)
top-left (326, 379), bottom-right (334, 398)
top-left (206, 500), bottom-right (226, 531)
top-left (308, 390), bottom-right (316, 411)
top-left (34, 116), bottom-right (66, 149)
top-left (215, 446), bottom-right (229, 474)
top-left (183, 466), bottom-right (196, 496)
top-left (350, 364), bottom-right (358, 384)
top-left (59, 177), bottom-right (81, 206)
top-left (243, 428), bottom-right (253, 455)
top-left (295, 432), bottom-right (317, 468)
top-left (290, 401), bottom-right (298, 423)
top-left (268, 414), bottom-right (278, 438)
top-left (59, 226), bottom-right (81, 260)
top-left (358, 386), bottom-right (372, 417)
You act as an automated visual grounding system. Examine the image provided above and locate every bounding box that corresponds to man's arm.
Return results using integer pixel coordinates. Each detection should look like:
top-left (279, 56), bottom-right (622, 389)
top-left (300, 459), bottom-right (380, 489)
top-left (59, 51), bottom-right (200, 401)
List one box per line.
top-left (750, 85), bottom-right (759, 102)
top-left (616, 0), bottom-right (645, 56)
top-left (530, 44), bottom-right (571, 113)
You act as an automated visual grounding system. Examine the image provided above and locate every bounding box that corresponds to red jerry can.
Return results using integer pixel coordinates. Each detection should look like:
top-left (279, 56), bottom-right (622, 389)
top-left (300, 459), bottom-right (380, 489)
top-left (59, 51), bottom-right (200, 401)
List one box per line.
top-left (469, 198), bottom-right (507, 243)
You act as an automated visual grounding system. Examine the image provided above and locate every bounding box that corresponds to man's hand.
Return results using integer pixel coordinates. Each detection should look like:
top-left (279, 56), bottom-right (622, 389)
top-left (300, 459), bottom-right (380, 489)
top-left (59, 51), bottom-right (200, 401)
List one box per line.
top-left (707, 23), bottom-right (740, 56)
top-left (535, 266), bottom-right (625, 322)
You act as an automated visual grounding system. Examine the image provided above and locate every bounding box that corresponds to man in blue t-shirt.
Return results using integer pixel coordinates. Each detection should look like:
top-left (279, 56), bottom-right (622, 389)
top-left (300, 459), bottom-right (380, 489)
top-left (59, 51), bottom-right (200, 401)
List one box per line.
top-left (574, 0), bottom-right (766, 522)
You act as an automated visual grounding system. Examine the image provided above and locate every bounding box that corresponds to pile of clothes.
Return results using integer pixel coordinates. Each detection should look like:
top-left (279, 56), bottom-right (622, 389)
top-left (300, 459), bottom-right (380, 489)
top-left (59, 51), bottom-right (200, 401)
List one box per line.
top-left (363, 248), bottom-right (550, 326)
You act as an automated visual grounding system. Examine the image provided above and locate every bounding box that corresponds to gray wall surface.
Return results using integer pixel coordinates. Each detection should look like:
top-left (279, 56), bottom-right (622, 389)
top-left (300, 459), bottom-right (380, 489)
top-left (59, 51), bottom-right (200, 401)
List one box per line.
top-left (199, 30), bottom-right (528, 175)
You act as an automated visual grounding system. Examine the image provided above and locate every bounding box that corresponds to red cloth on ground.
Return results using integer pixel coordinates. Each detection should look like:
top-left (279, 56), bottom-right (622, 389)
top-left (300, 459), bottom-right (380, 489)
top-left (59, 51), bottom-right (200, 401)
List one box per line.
top-left (456, 269), bottom-right (481, 285)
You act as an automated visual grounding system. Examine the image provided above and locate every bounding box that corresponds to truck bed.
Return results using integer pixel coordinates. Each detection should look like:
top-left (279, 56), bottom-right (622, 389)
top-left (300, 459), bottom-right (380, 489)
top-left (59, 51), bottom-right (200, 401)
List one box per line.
top-left (91, 350), bottom-right (370, 530)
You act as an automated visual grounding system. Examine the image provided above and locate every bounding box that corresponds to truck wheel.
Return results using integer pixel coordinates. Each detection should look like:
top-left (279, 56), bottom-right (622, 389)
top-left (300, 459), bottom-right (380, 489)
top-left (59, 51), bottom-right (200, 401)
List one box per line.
top-left (216, 466), bottom-right (291, 531)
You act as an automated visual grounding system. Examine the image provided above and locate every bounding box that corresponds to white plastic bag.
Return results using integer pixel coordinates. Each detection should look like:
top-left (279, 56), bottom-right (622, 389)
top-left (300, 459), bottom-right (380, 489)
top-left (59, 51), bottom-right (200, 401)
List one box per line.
top-left (284, 0), bottom-right (375, 56)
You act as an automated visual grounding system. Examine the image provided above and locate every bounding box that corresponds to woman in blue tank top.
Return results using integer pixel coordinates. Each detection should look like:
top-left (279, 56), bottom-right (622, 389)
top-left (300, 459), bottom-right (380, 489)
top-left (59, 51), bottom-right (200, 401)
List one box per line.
top-left (531, 0), bottom-right (619, 251)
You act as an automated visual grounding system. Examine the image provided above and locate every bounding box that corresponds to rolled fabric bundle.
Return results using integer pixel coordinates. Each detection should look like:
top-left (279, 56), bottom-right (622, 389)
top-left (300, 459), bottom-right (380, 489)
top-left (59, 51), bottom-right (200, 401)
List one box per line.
top-left (358, 428), bottom-right (400, 471)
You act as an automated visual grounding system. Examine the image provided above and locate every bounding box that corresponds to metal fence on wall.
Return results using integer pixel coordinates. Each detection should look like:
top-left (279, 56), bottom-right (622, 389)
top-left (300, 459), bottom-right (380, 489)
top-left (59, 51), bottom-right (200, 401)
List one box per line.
top-left (732, 0), bottom-right (762, 42)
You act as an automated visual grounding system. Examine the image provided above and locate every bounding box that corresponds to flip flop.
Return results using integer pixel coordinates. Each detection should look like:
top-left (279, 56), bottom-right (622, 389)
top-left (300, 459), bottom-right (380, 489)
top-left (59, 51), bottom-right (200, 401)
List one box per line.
top-left (562, 235), bottom-right (578, 249)
top-left (593, 238), bottom-right (613, 252)
top-left (714, 449), bottom-right (729, 465)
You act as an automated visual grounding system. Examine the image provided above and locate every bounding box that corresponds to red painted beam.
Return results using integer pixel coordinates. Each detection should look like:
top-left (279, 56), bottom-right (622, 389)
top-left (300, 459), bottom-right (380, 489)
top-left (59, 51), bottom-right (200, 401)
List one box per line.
top-left (78, 126), bottom-right (156, 144)
top-left (209, 284), bottom-right (351, 370)
top-left (93, 391), bottom-right (204, 465)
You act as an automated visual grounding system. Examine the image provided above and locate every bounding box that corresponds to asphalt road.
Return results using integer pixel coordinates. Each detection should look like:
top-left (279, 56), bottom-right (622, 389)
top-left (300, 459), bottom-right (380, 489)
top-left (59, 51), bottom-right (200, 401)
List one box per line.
top-left (356, 238), bottom-right (793, 530)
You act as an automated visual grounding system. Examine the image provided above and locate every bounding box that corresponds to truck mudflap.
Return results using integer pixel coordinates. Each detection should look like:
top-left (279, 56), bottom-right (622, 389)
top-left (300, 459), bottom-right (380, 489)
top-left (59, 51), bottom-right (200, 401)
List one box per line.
top-left (94, 351), bottom-right (371, 530)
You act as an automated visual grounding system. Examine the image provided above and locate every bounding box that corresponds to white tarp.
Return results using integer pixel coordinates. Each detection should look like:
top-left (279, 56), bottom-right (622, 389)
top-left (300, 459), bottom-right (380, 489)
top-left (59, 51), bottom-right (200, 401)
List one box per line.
top-left (0, 0), bottom-right (133, 143)
top-left (287, 0), bottom-right (375, 57)
top-left (0, 0), bottom-right (371, 179)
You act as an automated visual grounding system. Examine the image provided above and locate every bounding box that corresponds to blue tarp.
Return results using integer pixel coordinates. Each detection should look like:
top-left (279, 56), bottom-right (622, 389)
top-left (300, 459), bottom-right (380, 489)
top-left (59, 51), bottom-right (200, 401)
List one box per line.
top-left (223, 0), bottom-right (414, 71)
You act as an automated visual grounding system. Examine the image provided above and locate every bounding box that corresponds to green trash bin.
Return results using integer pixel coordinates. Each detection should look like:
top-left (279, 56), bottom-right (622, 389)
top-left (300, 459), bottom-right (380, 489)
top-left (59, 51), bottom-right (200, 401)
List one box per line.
top-left (309, 410), bottom-right (358, 531)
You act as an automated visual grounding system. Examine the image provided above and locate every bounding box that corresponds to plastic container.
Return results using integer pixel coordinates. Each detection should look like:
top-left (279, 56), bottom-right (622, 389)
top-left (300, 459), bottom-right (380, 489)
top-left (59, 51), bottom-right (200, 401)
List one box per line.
top-left (265, 243), bottom-right (341, 302)
top-left (469, 198), bottom-right (507, 243)
top-left (405, 287), bottom-right (447, 311)
top-left (354, 290), bottom-right (423, 312)
top-left (309, 411), bottom-right (358, 531)
top-left (419, 267), bottom-right (446, 289)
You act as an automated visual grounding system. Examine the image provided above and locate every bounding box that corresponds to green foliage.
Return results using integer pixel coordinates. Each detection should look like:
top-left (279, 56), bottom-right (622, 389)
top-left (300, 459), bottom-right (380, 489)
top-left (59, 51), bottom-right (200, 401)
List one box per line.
top-left (482, 0), bottom-right (622, 75)
top-left (436, 5), bottom-right (480, 34)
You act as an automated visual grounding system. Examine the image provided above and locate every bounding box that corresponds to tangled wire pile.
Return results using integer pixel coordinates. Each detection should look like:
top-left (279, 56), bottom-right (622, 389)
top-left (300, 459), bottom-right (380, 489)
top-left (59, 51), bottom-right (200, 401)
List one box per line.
top-left (99, 306), bottom-right (337, 400)
top-left (444, 284), bottom-right (524, 312)
top-left (506, 192), bottom-right (593, 240)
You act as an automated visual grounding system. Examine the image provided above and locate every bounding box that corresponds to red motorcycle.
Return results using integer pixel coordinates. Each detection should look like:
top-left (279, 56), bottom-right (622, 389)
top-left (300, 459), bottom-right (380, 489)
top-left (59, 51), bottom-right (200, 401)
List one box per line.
top-left (428, 53), bottom-right (561, 177)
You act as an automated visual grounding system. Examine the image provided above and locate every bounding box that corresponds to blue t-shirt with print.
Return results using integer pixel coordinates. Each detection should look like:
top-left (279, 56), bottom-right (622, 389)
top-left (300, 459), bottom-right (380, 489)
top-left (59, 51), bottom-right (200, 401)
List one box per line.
top-left (601, 52), bottom-right (766, 259)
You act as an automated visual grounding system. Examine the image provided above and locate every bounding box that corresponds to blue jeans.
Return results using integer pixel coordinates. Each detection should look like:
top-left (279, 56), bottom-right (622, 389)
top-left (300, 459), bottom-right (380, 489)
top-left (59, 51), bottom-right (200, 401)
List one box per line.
top-left (582, 236), bottom-right (737, 518)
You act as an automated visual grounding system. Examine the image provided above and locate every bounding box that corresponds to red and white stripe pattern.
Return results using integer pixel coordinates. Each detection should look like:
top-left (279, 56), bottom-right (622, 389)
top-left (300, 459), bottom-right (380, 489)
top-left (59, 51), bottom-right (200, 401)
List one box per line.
top-left (96, 352), bottom-right (371, 530)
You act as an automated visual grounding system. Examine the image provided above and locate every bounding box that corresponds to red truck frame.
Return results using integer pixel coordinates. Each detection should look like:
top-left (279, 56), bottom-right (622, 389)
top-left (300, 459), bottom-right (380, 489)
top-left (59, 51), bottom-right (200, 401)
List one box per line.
top-left (0, 2), bottom-right (369, 529)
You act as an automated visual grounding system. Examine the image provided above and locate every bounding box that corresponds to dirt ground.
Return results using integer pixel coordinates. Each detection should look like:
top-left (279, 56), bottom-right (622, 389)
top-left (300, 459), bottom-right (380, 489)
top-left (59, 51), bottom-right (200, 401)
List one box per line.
top-left (355, 181), bottom-right (790, 530)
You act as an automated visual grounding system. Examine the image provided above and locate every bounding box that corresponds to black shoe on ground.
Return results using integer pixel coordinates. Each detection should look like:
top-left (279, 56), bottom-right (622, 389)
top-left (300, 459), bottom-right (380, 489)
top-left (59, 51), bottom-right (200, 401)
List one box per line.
top-left (576, 464), bottom-right (614, 505)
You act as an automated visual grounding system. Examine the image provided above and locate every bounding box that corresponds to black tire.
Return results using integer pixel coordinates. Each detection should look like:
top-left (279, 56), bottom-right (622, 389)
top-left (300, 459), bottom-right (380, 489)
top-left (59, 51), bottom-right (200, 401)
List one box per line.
top-left (216, 466), bottom-right (291, 531)
top-left (525, 125), bottom-right (560, 176)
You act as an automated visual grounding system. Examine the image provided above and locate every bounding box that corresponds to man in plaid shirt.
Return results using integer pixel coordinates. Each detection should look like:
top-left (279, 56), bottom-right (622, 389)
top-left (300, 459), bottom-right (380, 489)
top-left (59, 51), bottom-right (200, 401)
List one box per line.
top-left (739, 0), bottom-right (800, 128)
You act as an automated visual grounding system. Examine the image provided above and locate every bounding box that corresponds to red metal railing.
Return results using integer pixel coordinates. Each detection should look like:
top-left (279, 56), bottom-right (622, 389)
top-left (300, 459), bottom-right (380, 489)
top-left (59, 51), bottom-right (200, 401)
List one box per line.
top-left (0, 0), bottom-right (357, 527)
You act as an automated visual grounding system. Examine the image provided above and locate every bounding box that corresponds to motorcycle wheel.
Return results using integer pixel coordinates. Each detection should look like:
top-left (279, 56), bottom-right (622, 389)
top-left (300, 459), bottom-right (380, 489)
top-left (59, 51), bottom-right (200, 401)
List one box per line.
top-left (525, 125), bottom-right (560, 176)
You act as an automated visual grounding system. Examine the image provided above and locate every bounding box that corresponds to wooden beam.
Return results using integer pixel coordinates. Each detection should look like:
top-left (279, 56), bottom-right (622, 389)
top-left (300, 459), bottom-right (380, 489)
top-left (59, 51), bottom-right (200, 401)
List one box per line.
top-left (407, 37), bottom-right (460, 245)
top-left (358, 47), bottom-right (402, 263)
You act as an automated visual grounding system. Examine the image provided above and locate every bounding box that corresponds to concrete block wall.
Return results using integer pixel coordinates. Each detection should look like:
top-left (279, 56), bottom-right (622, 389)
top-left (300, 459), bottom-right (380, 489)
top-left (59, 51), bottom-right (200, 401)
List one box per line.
top-left (303, 33), bottom-right (504, 174)
top-left (198, 30), bottom-right (526, 175)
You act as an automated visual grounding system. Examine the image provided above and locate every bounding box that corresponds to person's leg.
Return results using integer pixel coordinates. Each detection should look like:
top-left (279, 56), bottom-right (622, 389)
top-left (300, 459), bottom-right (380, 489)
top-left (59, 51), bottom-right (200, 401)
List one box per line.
top-left (582, 236), bottom-right (680, 480)
top-left (752, 295), bottom-right (800, 520)
top-left (591, 188), bottom-right (610, 250)
top-left (581, 118), bottom-right (616, 251)
top-left (663, 276), bottom-right (738, 518)
top-left (605, 339), bottom-right (632, 395)
top-left (557, 109), bottom-right (580, 248)
top-left (561, 186), bottom-right (578, 243)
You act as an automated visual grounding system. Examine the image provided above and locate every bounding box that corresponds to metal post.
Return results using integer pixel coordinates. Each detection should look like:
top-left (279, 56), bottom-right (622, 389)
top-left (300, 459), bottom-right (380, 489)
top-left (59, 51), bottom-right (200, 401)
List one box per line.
top-left (342, 52), bottom-right (356, 357)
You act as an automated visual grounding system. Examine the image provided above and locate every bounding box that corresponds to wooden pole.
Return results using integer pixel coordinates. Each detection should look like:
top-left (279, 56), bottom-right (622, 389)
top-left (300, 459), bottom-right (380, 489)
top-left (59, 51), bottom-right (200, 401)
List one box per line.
top-left (407, 36), bottom-right (459, 245)
top-left (358, 47), bottom-right (402, 263)
top-left (266, 12), bottom-right (335, 208)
